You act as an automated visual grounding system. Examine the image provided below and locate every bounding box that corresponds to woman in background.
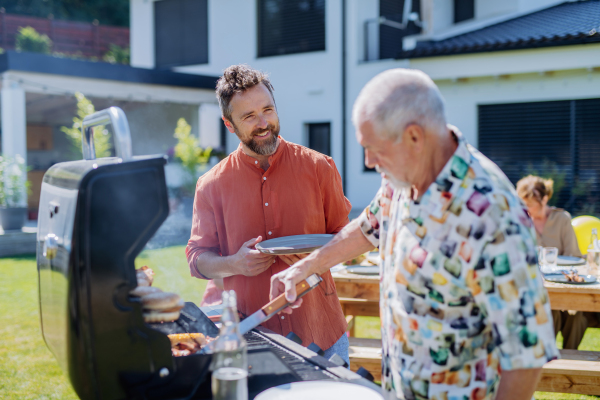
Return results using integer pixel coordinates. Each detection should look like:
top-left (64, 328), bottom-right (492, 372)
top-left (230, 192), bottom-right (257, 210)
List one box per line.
top-left (517, 175), bottom-right (586, 349)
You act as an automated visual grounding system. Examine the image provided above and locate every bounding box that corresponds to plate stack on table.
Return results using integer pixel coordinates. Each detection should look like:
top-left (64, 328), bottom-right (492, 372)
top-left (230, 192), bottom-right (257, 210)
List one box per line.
top-left (542, 256), bottom-right (597, 284)
top-left (334, 251), bottom-right (380, 276)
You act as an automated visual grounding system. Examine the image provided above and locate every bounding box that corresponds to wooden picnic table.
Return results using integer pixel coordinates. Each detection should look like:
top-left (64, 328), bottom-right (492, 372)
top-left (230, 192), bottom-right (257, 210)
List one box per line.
top-left (332, 269), bottom-right (600, 314)
top-left (334, 269), bottom-right (600, 395)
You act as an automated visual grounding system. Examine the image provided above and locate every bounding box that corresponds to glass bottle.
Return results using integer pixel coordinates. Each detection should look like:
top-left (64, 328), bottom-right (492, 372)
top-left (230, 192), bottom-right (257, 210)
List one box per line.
top-left (590, 229), bottom-right (599, 253)
top-left (211, 290), bottom-right (248, 400)
top-left (587, 229), bottom-right (600, 275)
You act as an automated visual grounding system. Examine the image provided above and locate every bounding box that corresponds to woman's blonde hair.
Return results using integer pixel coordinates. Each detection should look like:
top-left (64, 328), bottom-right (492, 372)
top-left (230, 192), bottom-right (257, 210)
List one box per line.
top-left (516, 175), bottom-right (554, 203)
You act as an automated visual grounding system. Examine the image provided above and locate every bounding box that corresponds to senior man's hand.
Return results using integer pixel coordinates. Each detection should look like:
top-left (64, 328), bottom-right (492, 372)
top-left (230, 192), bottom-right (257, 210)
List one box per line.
top-left (269, 259), bottom-right (314, 313)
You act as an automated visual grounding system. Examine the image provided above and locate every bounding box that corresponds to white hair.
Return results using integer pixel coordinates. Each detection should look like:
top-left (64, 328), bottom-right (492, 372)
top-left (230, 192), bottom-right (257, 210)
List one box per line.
top-left (352, 68), bottom-right (447, 140)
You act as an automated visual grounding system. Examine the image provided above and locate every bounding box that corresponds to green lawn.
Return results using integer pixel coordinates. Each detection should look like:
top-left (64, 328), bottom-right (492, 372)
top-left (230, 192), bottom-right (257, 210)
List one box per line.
top-left (1, 246), bottom-right (600, 399)
top-left (0, 245), bottom-right (203, 399)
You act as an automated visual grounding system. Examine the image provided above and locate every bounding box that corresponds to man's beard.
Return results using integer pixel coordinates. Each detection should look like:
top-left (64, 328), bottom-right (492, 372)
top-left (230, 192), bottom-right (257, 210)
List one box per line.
top-left (239, 123), bottom-right (280, 156)
top-left (375, 165), bottom-right (411, 190)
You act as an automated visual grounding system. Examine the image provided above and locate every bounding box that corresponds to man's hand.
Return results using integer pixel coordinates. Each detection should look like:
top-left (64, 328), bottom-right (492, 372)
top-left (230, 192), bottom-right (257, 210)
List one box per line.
top-left (233, 236), bottom-right (276, 276)
top-left (278, 253), bottom-right (309, 266)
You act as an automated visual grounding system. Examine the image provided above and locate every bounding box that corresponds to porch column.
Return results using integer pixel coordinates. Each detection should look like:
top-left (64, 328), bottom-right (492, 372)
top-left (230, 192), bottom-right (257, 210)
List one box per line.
top-left (198, 103), bottom-right (222, 149)
top-left (1, 74), bottom-right (27, 202)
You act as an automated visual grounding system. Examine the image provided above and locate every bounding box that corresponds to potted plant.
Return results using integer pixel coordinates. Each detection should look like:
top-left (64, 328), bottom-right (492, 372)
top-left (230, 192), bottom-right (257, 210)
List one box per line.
top-left (0, 155), bottom-right (30, 231)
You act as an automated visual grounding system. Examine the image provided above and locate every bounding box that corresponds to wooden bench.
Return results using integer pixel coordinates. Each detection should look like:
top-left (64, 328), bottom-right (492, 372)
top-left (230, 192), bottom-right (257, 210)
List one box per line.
top-left (340, 298), bottom-right (379, 337)
top-left (348, 339), bottom-right (600, 395)
top-left (538, 349), bottom-right (600, 395)
top-left (348, 337), bottom-right (382, 381)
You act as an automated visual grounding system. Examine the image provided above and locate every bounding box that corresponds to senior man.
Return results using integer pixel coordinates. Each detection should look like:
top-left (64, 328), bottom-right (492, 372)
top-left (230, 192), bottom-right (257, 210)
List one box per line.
top-left (186, 64), bottom-right (351, 363)
top-left (270, 69), bottom-right (558, 400)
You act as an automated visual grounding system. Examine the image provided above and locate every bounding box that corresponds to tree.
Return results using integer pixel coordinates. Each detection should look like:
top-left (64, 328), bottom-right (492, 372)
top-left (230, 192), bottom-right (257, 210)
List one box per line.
top-left (2, 0), bottom-right (130, 27)
top-left (60, 92), bottom-right (112, 159)
top-left (173, 118), bottom-right (212, 195)
top-left (15, 26), bottom-right (52, 54)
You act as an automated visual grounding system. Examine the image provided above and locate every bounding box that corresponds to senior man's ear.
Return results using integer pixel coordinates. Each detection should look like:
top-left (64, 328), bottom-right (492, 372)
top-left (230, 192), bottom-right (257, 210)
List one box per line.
top-left (404, 124), bottom-right (426, 153)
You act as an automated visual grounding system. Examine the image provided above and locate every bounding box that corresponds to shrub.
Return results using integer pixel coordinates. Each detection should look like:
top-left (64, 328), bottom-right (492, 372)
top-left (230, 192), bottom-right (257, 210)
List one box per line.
top-left (52, 51), bottom-right (94, 61)
top-left (60, 92), bottom-right (113, 159)
top-left (173, 118), bottom-right (212, 195)
top-left (103, 44), bottom-right (130, 65)
top-left (15, 27), bottom-right (52, 54)
top-left (0, 155), bottom-right (30, 208)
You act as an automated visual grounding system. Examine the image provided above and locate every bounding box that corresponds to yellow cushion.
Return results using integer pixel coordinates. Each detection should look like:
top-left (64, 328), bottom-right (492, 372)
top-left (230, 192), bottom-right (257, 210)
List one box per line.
top-left (572, 216), bottom-right (600, 255)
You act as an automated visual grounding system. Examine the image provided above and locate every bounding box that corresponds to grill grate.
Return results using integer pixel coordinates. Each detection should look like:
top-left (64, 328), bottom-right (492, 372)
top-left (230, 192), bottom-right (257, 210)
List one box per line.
top-left (244, 331), bottom-right (335, 381)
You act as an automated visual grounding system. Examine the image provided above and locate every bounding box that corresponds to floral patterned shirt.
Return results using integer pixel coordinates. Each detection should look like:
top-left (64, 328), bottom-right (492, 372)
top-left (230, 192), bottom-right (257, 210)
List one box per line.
top-left (357, 129), bottom-right (558, 400)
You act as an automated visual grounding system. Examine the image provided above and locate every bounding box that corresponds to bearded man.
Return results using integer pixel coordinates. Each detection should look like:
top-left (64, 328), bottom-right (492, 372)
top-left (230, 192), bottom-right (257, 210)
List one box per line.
top-left (186, 64), bottom-right (352, 363)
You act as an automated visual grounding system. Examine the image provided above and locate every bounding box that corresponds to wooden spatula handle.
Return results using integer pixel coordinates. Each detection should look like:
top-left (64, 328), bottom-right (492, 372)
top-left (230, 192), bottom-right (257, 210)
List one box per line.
top-left (261, 274), bottom-right (322, 316)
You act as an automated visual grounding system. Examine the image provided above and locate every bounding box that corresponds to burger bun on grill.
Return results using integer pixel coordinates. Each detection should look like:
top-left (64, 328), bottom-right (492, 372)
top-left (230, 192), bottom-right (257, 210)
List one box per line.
top-left (141, 292), bottom-right (183, 311)
top-left (143, 310), bottom-right (181, 323)
top-left (130, 286), bottom-right (162, 297)
top-left (136, 276), bottom-right (151, 287)
top-left (137, 266), bottom-right (154, 280)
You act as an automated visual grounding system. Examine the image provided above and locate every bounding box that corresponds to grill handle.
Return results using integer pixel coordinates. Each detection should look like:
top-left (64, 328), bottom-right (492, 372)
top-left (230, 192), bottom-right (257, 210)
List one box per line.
top-left (81, 107), bottom-right (133, 161)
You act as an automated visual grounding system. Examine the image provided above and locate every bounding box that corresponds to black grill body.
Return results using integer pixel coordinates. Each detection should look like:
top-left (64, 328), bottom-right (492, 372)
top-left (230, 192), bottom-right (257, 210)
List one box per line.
top-left (37, 155), bottom-right (193, 400)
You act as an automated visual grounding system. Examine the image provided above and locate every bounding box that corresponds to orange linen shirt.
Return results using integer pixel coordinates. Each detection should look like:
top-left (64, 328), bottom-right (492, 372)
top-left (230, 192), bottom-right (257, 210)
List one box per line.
top-left (186, 137), bottom-right (351, 350)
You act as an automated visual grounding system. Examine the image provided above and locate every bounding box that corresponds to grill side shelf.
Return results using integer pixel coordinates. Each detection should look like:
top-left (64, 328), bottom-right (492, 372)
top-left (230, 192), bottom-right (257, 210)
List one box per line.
top-left (245, 331), bottom-right (336, 382)
top-left (253, 328), bottom-right (360, 381)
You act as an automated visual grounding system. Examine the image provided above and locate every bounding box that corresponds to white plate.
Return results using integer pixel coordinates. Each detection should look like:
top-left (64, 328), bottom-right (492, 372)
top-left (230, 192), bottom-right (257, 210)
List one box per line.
top-left (255, 234), bottom-right (333, 255)
top-left (255, 381), bottom-right (384, 400)
top-left (557, 255), bottom-right (586, 266)
top-left (544, 273), bottom-right (597, 284)
top-left (346, 266), bottom-right (380, 275)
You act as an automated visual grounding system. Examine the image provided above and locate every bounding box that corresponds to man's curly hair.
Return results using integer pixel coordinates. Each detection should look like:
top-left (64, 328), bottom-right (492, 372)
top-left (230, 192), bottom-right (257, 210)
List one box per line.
top-left (216, 64), bottom-right (275, 122)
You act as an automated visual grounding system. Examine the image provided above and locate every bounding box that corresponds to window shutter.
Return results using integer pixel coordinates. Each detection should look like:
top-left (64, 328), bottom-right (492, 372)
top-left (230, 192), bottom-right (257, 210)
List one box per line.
top-left (454, 0), bottom-right (475, 23)
top-left (308, 123), bottom-right (331, 156)
top-left (574, 99), bottom-right (600, 213)
top-left (479, 99), bottom-right (600, 215)
top-left (479, 101), bottom-right (572, 205)
top-left (155, 0), bottom-right (208, 68)
top-left (257, 0), bottom-right (326, 58)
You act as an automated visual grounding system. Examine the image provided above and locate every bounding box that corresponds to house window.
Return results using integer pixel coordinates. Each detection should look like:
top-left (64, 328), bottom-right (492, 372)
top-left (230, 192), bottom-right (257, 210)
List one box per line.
top-left (454, 0), bottom-right (475, 23)
top-left (220, 120), bottom-right (228, 154)
top-left (257, 0), bottom-right (326, 58)
top-left (154, 0), bottom-right (209, 68)
top-left (478, 99), bottom-right (600, 214)
top-left (379, 0), bottom-right (422, 60)
top-left (307, 123), bottom-right (331, 156)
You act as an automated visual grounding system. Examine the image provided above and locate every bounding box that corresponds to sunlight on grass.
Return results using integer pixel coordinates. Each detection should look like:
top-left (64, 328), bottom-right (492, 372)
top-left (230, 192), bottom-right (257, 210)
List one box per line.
top-left (0, 246), bottom-right (204, 399)
top-left (355, 316), bottom-right (381, 339)
top-left (0, 254), bottom-right (78, 399)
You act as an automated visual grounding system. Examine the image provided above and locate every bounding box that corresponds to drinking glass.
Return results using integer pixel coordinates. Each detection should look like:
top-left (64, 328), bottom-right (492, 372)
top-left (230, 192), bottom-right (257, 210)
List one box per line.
top-left (587, 249), bottom-right (600, 276)
top-left (212, 367), bottom-right (248, 400)
top-left (543, 247), bottom-right (559, 269)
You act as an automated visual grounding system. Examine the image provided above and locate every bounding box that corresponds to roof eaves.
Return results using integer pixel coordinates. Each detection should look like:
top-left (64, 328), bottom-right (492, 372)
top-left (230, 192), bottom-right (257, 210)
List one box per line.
top-left (397, 34), bottom-right (600, 59)
top-left (0, 50), bottom-right (218, 90)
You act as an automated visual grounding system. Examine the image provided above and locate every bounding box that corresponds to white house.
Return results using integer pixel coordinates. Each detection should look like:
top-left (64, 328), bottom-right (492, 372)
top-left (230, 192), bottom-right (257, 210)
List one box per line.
top-left (130, 0), bottom-right (600, 214)
top-left (0, 51), bottom-right (219, 215)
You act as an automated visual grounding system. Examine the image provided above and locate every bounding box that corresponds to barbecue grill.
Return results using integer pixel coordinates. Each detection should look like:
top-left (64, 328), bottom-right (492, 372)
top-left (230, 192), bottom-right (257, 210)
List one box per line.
top-left (37, 107), bottom-right (380, 399)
